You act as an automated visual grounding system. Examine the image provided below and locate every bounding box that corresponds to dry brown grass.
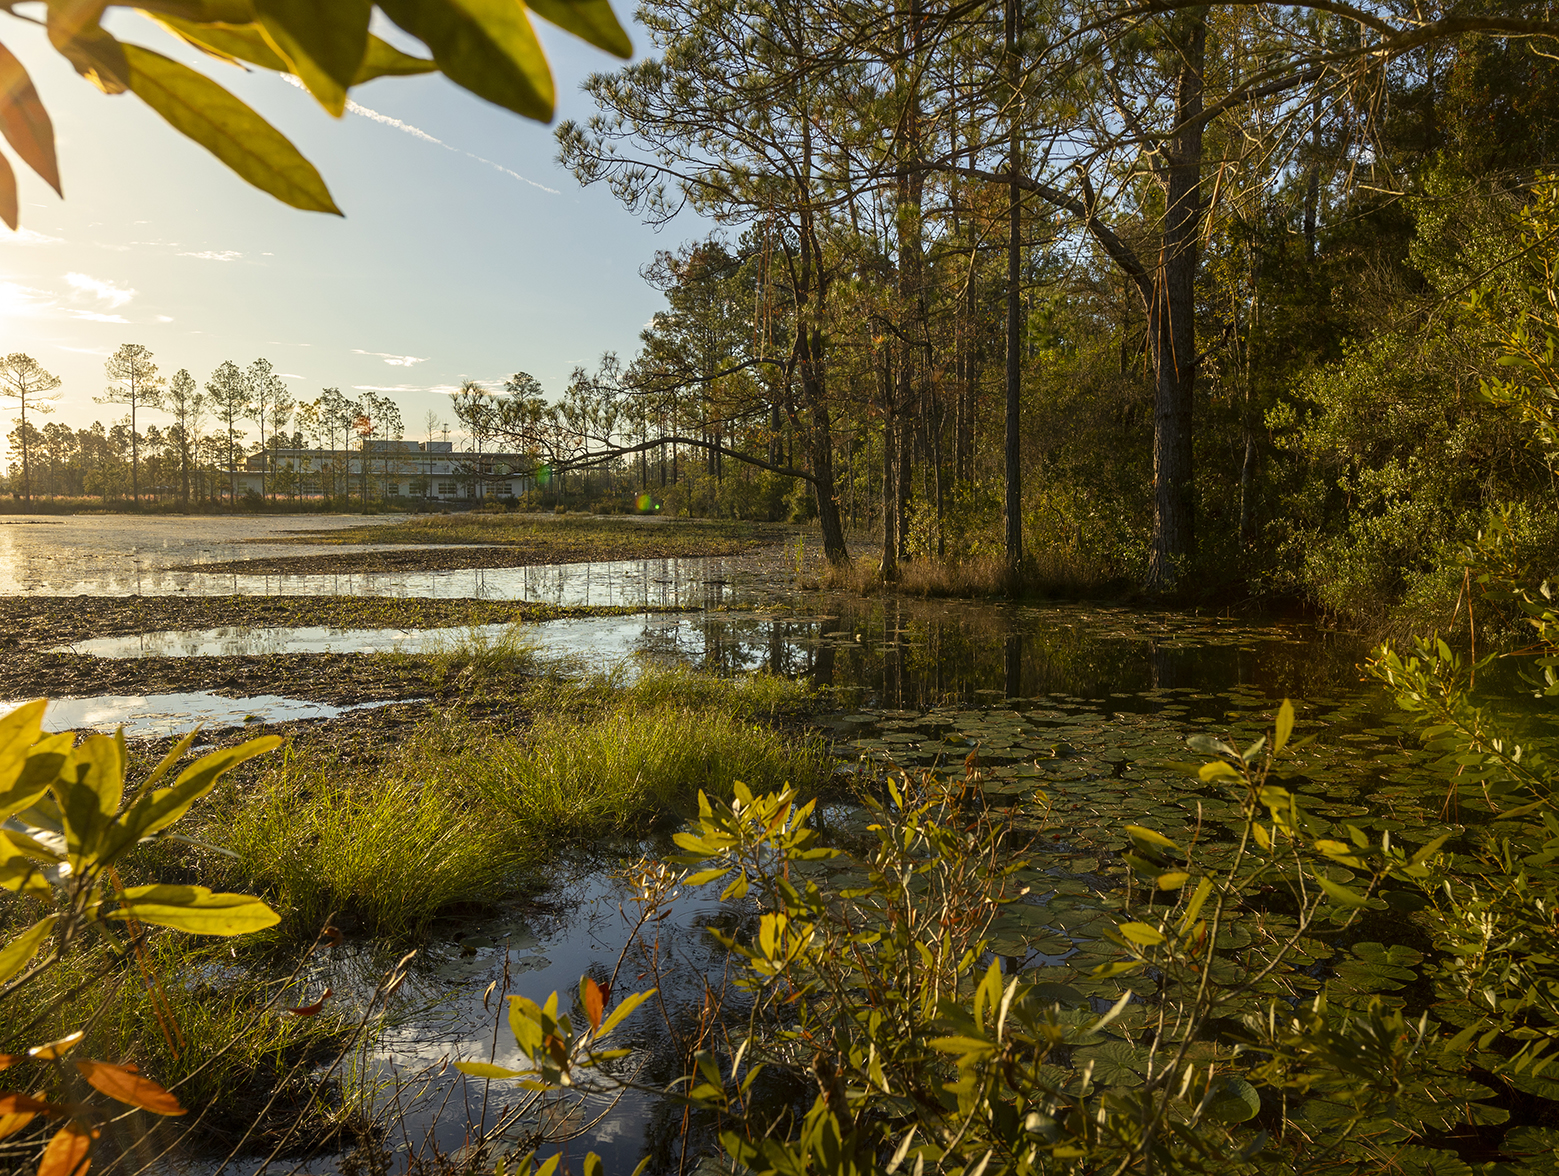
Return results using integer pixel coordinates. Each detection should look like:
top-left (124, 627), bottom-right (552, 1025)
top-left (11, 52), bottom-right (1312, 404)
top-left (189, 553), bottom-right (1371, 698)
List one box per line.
top-left (821, 546), bottom-right (1118, 599)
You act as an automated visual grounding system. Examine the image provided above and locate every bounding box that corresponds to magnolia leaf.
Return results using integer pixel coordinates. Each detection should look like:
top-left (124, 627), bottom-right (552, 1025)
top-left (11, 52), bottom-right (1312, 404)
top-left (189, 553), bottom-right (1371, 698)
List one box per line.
top-left (123, 45), bottom-right (341, 214)
top-left (0, 699), bottom-right (46, 798)
top-left (1125, 825), bottom-right (1180, 853)
top-left (47, 6), bottom-right (130, 94)
top-left (354, 35), bottom-right (438, 83)
top-left (124, 735), bottom-right (282, 845)
top-left (1155, 871), bottom-right (1190, 890)
top-left (28, 1030), bottom-right (84, 1061)
top-left (524, 0), bottom-right (631, 57)
top-left (1, 734), bottom-right (72, 823)
top-left (129, 728), bottom-right (199, 803)
top-left (151, 16), bottom-right (292, 71)
top-left (1090, 960), bottom-right (1144, 978)
top-left (683, 867), bottom-right (727, 887)
top-left (598, 988), bottom-right (654, 1037)
top-left (74, 1061), bottom-right (185, 1115)
top-left (377, 0), bottom-right (553, 122)
top-left (581, 975), bottom-right (604, 1031)
top-left (1198, 761), bottom-right (1240, 783)
top-left (113, 885), bottom-right (280, 936)
top-left (0, 45), bottom-right (59, 195)
top-left (1273, 699), bottom-right (1294, 756)
top-left (255, 0), bottom-right (372, 115)
top-left (37, 1121), bottom-right (97, 1176)
top-left (0, 916), bottom-right (56, 985)
top-left (1312, 871), bottom-right (1368, 909)
top-left (1116, 922), bottom-right (1166, 946)
top-left (455, 1060), bottom-right (530, 1079)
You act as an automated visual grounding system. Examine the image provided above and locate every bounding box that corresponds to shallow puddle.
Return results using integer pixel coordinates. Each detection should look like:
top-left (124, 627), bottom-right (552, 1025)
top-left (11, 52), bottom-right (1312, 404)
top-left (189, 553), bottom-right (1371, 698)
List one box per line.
top-left (58, 613), bottom-right (703, 664)
top-left (1, 691), bottom-right (411, 738)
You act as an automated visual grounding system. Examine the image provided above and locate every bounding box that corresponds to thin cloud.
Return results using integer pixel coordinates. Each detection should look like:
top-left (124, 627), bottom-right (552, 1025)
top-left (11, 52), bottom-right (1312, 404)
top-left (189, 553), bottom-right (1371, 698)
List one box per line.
top-left (55, 344), bottom-right (112, 355)
top-left (351, 384), bottom-right (423, 392)
top-left (65, 310), bottom-right (130, 323)
top-left (179, 250), bottom-right (243, 261)
top-left (154, 315), bottom-right (174, 323)
top-left (65, 272), bottom-right (135, 308)
top-left (279, 373), bottom-right (306, 379)
top-left (280, 75), bottom-right (558, 195)
top-left (352, 349), bottom-right (429, 367)
top-left (7, 228), bottom-right (64, 246)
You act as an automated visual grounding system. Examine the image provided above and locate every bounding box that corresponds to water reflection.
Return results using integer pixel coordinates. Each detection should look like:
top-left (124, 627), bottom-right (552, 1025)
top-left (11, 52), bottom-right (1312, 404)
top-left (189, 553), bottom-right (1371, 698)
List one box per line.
top-left (60, 598), bottom-right (1364, 709)
top-left (0, 692), bottom-right (410, 738)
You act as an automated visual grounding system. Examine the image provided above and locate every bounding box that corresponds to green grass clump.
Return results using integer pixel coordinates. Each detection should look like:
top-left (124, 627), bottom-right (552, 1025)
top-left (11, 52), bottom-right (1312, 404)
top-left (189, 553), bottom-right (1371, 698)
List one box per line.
top-left (419, 621), bottom-right (543, 686)
top-left (207, 769), bottom-right (524, 940)
top-left (451, 706), bottom-right (831, 837)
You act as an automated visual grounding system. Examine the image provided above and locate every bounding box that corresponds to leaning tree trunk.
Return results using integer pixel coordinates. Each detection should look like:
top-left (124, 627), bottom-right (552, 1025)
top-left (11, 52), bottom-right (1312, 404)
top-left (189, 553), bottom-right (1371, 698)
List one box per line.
top-left (1144, 15), bottom-right (1205, 592)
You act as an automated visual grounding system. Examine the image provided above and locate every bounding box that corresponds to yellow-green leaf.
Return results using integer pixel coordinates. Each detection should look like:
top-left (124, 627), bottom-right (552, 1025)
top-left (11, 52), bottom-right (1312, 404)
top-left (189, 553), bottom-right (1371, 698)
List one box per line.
top-left (123, 44), bottom-right (341, 214)
top-left (354, 35), bottom-right (438, 83)
top-left (151, 15), bottom-right (293, 71)
top-left (1125, 825), bottom-right (1180, 853)
top-left (113, 885), bottom-right (279, 936)
top-left (377, 0), bottom-right (553, 121)
top-left (1198, 761), bottom-right (1240, 783)
top-left (524, 0), bottom-right (631, 58)
top-left (454, 1060), bottom-right (529, 1079)
top-left (1090, 960), bottom-right (1144, 978)
top-left (124, 735), bottom-right (281, 846)
top-left (0, 916), bottom-right (56, 985)
top-left (1116, 921), bottom-right (1166, 946)
top-left (1313, 871), bottom-right (1368, 908)
top-left (255, 0), bottom-right (372, 115)
top-left (597, 988), bottom-right (654, 1037)
top-left (1155, 872), bottom-right (1190, 890)
top-left (1273, 699), bottom-right (1294, 755)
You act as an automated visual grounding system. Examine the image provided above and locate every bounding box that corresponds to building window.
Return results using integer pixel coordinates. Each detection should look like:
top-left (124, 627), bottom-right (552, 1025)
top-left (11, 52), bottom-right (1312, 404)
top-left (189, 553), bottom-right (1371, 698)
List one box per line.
top-left (437, 482), bottom-right (456, 496)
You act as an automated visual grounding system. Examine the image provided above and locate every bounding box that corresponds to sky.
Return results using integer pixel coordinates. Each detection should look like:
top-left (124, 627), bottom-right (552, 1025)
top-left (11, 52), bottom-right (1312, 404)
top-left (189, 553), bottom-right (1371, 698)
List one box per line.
top-left (0, 5), bottom-right (693, 462)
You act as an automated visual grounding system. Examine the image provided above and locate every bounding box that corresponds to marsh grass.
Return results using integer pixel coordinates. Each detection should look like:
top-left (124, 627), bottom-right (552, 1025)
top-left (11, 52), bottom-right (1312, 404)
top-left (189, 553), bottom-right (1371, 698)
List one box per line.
top-left (207, 768), bottom-right (525, 940)
top-left (416, 621), bottom-right (544, 687)
top-left (450, 706), bottom-right (832, 837)
top-left (0, 928), bottom-right (348, 1156)
top-left (198, 667), bottom-right (825, 938)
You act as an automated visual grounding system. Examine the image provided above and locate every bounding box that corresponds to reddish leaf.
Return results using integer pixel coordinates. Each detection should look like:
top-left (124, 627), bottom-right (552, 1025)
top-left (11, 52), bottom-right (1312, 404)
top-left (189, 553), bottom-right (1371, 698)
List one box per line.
top-left (37, 1122), bottom-right (97, 1176)
top-left (0, 1108), bottom-right (35, 1140)
top-left (0, 41), bottom-right (60, 194)
top-left (0, 1053), bottom-right (21, 1070)
top-left (0, 1092), bottom-right (59, 1116)
top-left (582, 976), bottom-right (603, 1031)
top-left (318, 925), bottom-right (343, 947)
top-left (287, 987), bottom-right (332, 1017)
top-left (74, 1060), bottom-right (185, 1116)
top-left (0, 148), bottom-right (16, 231)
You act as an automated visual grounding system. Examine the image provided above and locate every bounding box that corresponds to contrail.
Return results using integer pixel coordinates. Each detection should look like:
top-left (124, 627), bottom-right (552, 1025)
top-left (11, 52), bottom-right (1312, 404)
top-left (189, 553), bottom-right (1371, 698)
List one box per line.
top-left (281, 76), bottom-right (559, 194)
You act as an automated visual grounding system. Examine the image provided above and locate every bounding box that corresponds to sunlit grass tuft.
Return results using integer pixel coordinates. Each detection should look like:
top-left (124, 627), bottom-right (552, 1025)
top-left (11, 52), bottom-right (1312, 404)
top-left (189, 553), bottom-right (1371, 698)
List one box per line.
top-left (208, 769), bottom-right (524, 940)
top-left (450, 706), bottom-right (831, 837)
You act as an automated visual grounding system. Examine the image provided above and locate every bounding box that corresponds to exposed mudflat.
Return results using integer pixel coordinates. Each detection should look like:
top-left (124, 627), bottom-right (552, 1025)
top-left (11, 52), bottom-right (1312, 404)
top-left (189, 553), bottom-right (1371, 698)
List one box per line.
top-left (0, 595), bottom-right (689, 710)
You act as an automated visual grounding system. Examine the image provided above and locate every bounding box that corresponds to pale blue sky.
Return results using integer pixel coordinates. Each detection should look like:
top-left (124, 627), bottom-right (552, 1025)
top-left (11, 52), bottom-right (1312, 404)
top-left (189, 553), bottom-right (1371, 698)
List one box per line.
top-left (0, 5), bottom-right (689, 459)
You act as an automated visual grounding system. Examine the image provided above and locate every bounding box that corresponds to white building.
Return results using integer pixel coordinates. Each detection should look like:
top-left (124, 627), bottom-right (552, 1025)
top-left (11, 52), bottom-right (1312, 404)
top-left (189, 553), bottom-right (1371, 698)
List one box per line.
top-left (233, 440), bottom-right (538, 502)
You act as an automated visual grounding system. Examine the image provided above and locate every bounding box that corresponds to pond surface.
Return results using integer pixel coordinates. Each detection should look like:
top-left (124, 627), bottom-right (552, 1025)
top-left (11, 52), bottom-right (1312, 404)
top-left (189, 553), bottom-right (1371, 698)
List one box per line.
top-left (0, 514), bottom-right (780, 606)
top-left (17, 518), bottom-right (1431, 1173)
top-left (0, 692), bottom-right (413, 738)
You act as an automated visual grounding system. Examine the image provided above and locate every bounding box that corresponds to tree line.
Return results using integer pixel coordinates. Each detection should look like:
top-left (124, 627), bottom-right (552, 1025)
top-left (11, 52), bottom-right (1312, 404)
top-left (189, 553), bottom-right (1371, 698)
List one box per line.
top-left (502, 0), bottom-right (1559, 623)
top-left (0, 346), bottom-right (415, 508)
